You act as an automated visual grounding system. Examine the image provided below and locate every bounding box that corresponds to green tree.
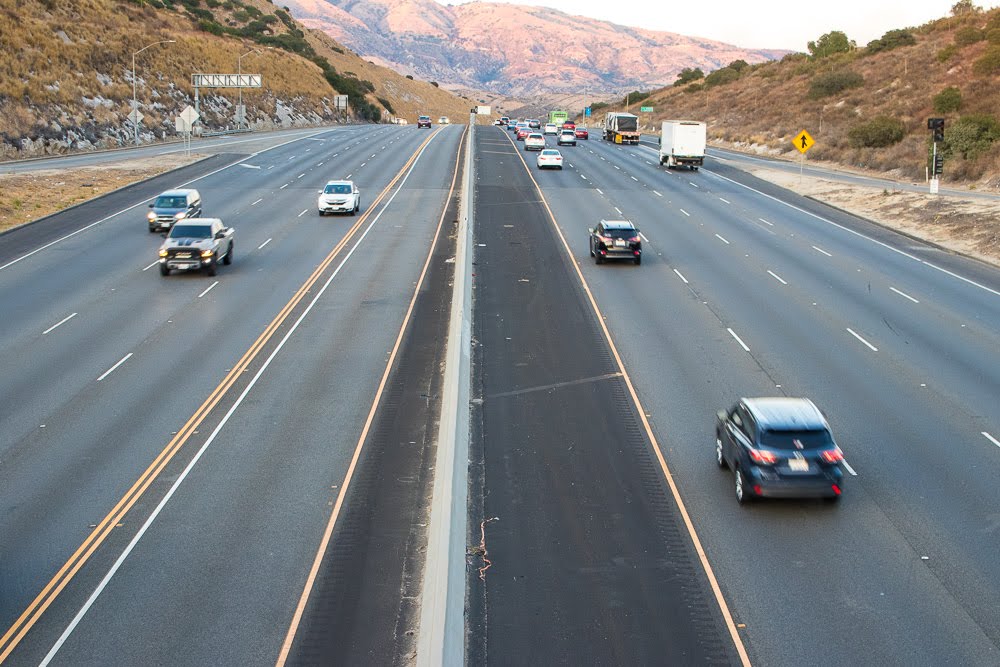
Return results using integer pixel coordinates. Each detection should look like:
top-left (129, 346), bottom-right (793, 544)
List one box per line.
top-left (933, 86), bottom-right (963, 113)
top-left (704, 67), bottom-right (740, 87)
top-left (674, 67), bottom-right (704, 86)
top-left (951, 0), bottom-right (981, 15)
top-left (866, 29), bottom-right (916, 54)
top-left (808, 31), bottom-right (855, 59)
top-left (728, 59), bottom-right (750, 72)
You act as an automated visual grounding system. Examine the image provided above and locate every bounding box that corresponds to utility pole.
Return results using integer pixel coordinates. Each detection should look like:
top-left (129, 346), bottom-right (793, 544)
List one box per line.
top-left (131, 39), bottom-right (175, 147)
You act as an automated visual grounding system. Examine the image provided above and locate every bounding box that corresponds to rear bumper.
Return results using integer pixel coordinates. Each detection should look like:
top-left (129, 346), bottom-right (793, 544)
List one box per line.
top-left (749, 468), bottom-right (843, 498)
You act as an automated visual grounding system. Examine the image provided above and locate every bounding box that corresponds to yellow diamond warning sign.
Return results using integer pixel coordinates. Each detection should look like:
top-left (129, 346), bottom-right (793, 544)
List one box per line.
top-left (793, 130), bottom-right (815, 154)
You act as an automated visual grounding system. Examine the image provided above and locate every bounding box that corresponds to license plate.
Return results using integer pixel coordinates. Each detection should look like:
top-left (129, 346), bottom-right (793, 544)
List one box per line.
top-left (614, 239), bottom-right (626, 247)
top-left (174, 263), bottom-right (192, 269)
top-left (788, 458), bottom-right (809, 471)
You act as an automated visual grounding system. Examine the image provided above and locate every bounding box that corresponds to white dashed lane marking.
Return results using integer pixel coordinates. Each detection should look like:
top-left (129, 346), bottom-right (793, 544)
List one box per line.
top-left (846, 328), bottom-right (879, 352)
top-left (728, 328), bottom-right (750, 352)
top-left (890, 287), bottom-right (920, 303)
top-left (767, 270), bottom-right (787, 285)
top-left (42, 313), bottom-right (77, 335)
top-left (673, 269), bottom-right (689, 284)
top-left (715, 234), bottom-right (730, 244)
top-left (812, 245), bottom-right (832, 257)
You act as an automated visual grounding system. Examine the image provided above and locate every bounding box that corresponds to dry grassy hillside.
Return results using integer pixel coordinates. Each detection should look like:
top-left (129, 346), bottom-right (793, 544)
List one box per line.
top-left (596, 6), bottom-right (1000, 188)
top-left (0, 0), bottom-right (471, 158)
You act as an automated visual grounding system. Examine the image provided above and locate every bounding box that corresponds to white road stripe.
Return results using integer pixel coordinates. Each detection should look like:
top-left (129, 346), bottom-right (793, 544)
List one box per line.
top-left (360, 163), bottom-right (366, 167)
top-left (97, 353), bottom-right (133, 382)
top-left (690, 182), bottom-right (699, 188)
top-left (596, 188), bottom-right (604, 195)
top-left (614, 165), bottom-right (621, 170)
top-left (812, 245), bottom-right (833, 257)
top-left (631, 176), bottom-right (639, 181)
top-left (719, 197), bottom-right (731, 204)
top-left (257, 238), bottom-right (272, 250)
top-left (983, 432), bottom-right (1000, 448)
top-left (581, 174), bottom-right (588, 180)
top-left (251, 198), bottom-right (263, 206)
top-left (280, 184), bottom-right (289, 189)
top-left (639, 232), bottom-right (649, 242)
top-left (298, 209), bottom-right (307, 217)
top-left (679, 209), bottom-right (690, 217)
top-left (728, 328), bottom-right (750, 352)
top-left (142, 261), bottom-right (159, 272)
top-left (890, 286), bottom-right (920, 303)
top-left (615, 207), bottom-right (623, 214)
top-left (715, 234), bottom-right (730, 244)
top-left (842, 460), bottom-right (858, 476)
top-left (297, 174), bottom-right (304, 179)
top-left (846, 328), bottom-right (878, 351)
top-left (317, 162), bottom-right (324, 166)
top-left (759, 217), bottom-right (773, 226)
top-left (673, 269), bottom-right (689, 284)
top-left (767, 270), bottom-right (788, 285)
top-left (198, 281), bottom-right (219, 298)
top-left (43, 312), bottom-right (77, 335)
top-left (653, 191), bottom-right (662, 197)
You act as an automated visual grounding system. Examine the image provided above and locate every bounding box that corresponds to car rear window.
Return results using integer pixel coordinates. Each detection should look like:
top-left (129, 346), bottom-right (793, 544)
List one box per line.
top-left (602, 228), bottom-right (636, 239)
top-left (760, 429), bottom-right (833, 450)
top-left (170, 224), bottom-right (212, 238)
top-left (541, 149), bottom-right (559, 155)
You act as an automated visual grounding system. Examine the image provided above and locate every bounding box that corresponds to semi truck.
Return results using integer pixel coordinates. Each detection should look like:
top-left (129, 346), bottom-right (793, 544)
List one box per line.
top-left (603, 112), bottom-right (640, 144)
top-left (658, 120), bottom-right (706, 170)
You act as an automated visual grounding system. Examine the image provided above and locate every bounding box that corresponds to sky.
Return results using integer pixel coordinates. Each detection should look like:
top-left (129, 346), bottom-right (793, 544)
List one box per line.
top-left (442, 0), bottom-right (1000, 51)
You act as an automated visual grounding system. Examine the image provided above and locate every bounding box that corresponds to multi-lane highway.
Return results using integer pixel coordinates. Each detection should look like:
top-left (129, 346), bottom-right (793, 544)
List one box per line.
top-left (2, 121), bottom-right (999, 666)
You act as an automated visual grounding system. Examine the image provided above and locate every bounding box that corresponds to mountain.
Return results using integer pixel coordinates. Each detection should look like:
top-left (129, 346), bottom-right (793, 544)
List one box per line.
top-left (281, 0), bottom-right (787, 99)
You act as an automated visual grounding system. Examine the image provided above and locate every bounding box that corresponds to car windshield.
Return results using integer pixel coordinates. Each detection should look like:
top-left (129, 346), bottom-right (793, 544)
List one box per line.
top-left (154, 196), bottom-right (186, 208)
top-left (602, 228), bottom-right (636, 239)
top-left (760, 429), bottom-right (834, 450)
top-left (324, 184), bottom-right (352, 194)
top-left (169, 224), bottom-right (212, 239)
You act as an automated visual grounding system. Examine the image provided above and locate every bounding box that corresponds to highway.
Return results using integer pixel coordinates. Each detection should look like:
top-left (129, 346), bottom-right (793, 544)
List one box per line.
top-left (1, 122), bottom-right (999, 666)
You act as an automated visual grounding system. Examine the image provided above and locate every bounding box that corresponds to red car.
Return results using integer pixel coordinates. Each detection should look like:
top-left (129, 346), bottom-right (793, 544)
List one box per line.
top-left (562, 121), bottom-right (576, 130)
top-left (574, 127), bottom-right (589, 140)
top-left (516, 127), bottom-right (531, 141)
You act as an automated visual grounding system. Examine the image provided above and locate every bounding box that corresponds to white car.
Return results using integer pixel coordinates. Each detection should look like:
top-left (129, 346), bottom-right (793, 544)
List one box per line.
top-left (318, 180), bottom-right (360, 216)
top-left (439, 116), bottom-right (450, 124)
top-left (536, 148), bottom-right (563, 169)
top-left (557, 130), bottom-right (577, 146)
top-left (544, 123), bottom-right (559, 135)
top-left (524, 133), bottom-right (546, 151)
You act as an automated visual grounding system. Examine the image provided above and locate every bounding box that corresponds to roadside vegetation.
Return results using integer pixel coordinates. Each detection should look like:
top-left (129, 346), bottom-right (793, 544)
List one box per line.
top-left (599, 1), bottom-right (1000, 186)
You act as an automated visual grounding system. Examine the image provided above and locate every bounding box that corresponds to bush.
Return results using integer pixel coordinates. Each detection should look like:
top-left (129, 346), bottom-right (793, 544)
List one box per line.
top-left (684, 83), bottom-right (704, 93)
top-left (704, 67), bottom-right (740, 87)
top-left (954, 26), bottom-right (984, 45)
top-left (987, 28), bottom-right (1000, 44)
top-left (430, 81), bottom-right (439, 87)
top-left (808, 69), bottom-right (864, 98)
top-left (942, 113), bottom-right (1000, 159)
top-left (197, 18), bottom-right (223, 35)
top-left (866, 29), bottom-right (917, 53)
top-left (848, 116), bottom-right (906, 147)
top-left (933, 86), bottom-right (963, 113)
top-left (937, 44), bottom-right (959, 61)
top-left (973, 44), bottom-right (1000, 74)
top-left (808, 31), bottom-right (855, 59)
top-left (674, 67), bottom-right (704, 86)
top-left (377, 97), bottom-right (395, 114)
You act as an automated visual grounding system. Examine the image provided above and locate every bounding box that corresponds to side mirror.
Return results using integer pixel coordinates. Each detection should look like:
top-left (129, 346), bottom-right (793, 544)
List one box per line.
top-left (215, 230), bottom-right (226, 239)
top-left (587, 228), bottom-right (594, 234)
top-left (717, 410), bottom-right (728, 422)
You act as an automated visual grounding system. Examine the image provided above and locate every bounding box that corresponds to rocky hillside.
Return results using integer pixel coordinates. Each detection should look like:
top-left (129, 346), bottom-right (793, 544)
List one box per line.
top-left (0, 0), bottom-right (472, 158)
top-left (281, 0), bottom-right (786, 99)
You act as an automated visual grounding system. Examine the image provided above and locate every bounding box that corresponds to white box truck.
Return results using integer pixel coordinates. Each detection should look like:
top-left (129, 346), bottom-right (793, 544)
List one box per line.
top-left (659, 120), bottom-right (706, 170)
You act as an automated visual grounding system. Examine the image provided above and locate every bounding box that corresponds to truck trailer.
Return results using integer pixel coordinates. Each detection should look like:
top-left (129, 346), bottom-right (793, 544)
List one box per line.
top-left (603, 112), bottom-right (640, 144)
top-left (658, 120), bottom-right (706, 170)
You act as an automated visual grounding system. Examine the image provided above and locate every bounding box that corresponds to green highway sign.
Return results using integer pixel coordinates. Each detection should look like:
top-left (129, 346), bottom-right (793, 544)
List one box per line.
top-left (640, 106), bottom-right (653, 112)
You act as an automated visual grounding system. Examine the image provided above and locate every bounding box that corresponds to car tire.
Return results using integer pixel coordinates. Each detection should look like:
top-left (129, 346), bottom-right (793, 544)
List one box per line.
top-left (735, 467), bottom-right (750, 504)
top-left (149, 226), bottom-right (157, 233)
top-left (159, 264), bottom-right (169, 276)
top-left (634, 256), bottom-right (641, 266)
top-left (206, 256), bottom-right (217, 276)
top-left (716, 435), bottom-right (727, 468)
top-left (223, 244), bottom-right (233, 265)
top-left (823, 494), bottom-right (841, 504)
top-left (595, 251), bottom-right (603, 265)
top-left (589, 239), bottom-right (594, 257)
top-left (318, 210), bottom-right (324, 217)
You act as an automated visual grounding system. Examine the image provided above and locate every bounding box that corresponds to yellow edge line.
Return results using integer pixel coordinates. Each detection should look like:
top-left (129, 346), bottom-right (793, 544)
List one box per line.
top-left (275, 124), bottom-right (466, 666)
top-left (0, 129), bottom-right (440, 664)
top-left (503, 130), bottom-right (753, 667)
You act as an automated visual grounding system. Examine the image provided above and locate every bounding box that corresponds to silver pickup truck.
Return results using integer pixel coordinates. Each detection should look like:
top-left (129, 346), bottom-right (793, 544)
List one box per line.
top-left (158, 218), bottom-right (234, 276)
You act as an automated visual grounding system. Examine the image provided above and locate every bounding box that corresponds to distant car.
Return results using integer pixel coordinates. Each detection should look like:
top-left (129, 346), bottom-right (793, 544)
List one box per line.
top-left (318, 180), bottom-right (361, 216)
top-left (557, 129), bottom-right (577, 146)
top-left (417, 115), bottom-right (432, 128)
top-left (562, 121), bottom-right (576, 131)
top-left (716, 397), bottom-right (844, 504)
top-left (536, 148), bottom-right (563, 169)
top-left (574, 127), bottom-right (589, 140)
top-left (500, 116), bottom-right (510, 126)
top-left (543, 123), bottom-right (559, 135)
top-left (588, 219), bottom-right (642, 265)
top-left (524, 132), bottom-right (546, 151)
top-left (527, 119), bottom-right (540, 129)
top-left (516, 127), bottom-right (531, 141)
top-left (439, 116), bottom-right (450, 124)
top-left (147, 188), bottom-right (201, 232)
top-left (158, 218), bottom-right (234, 276)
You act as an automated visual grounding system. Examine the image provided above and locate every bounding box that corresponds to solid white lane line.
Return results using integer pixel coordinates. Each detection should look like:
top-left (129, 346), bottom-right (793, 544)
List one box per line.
top-left (43, 313), bottom-right (77, 335)
top-left (728, 328), bottom-right (750, 352)
top-left (298, 209), bottom-right (307, 217)
top-left (673, 269), bottom-right (689, 284)
top-left (639, 232), bottom-right (649, 242)
top-left (983, 432), bottom-right (1000, 448)
top-left (96, 353), bottom-right (133, 382)
top-left (679, 209), bottom-right (690, 217)
top-left (812, 245), bottom-right (832, 257)
top-left (142, 261), bottom-right (159, 272)
top-left (251, 198), bottom-right (263, 206)
top-left (198, 281), bottom-right (219, 298)
top-left (715, 234), bottom-right (730, 244)
top-left (767, 270), bottom-right (788, 285)
top-left (759, 217), bottom-right (773, 226)
top-left (719, 197), bottom-right (731, 204)
top-left (653, 191), bottom-right (662, 197)
top-left (842, 460), bottom-right (858, 476)
top-left (890, 286), bottom-right (920, 303)
top-left (280, 184), bottom-right (289, 189)
top-left (846, 328), bottom-right (879, 351)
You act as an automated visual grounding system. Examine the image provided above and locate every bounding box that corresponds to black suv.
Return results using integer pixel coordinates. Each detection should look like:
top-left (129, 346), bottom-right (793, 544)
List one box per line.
top-left (417, 115), bottom-right (432, 128)
top-left (716, 397), bottom-right (845, 504)
top-left (588, 220), bottom-right (642, 265)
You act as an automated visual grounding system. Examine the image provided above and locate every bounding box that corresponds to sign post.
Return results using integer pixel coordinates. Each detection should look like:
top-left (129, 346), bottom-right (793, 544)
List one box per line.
top-left (175, 105), bottom-right (200, 156)
top-left (792, 129), bottom-right (815, 183)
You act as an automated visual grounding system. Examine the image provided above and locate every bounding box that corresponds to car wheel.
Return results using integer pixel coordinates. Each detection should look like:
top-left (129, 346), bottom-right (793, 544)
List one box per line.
top-left (206, 256), bottom-right (217, 277)
top-left (159, 264), bottom-right (169, 276)
top-left (735, 467), bottom-right (750, 504)
top-left (318, 210), bottom-right (324, 217)
top-left (149, 226), bottom-right (157, 233)
top-left (595, 251), bottom-right (604, 265)
top-left (823, 494), bottom-right (841, 504)
top-left (716, 436), bottom-right (726, 468)
top-left (223, 244), bottom-right (233, 265)
top-left (634, 256), bottom-right (641, 266)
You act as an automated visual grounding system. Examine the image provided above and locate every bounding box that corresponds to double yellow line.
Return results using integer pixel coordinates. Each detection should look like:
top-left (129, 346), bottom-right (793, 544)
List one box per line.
top-left (0, 128), bottom-right (442, 663)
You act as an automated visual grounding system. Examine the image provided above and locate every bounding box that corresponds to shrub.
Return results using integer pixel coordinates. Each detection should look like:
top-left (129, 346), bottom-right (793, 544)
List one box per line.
top-left (684, 83), bottom-right (703, 94)
top-left (808, 69), bottom-right (864, 98)
top-left (808, 31), bottom-right (855, 59)
top-left (430, 81), bottom-right (438, 87)
top-left (405, 74), bottom-right (413, 80)
top-left (933, 86), bottom-right (963, 113)
top-left (728, 59), bottom-right (750, 72)
top-left (377, 97), bottom-right (395, 114)
top-left (973, 44), bottom-right (1000, 74)
top-left (848, 116), bottom-right (906, 147)
top-left (937, 44), bottom-right (959, 61)
top-left (197, 18), bottom-right (223, 35)
top-left (866, 29), bottom-right (917, 53)
top-left (942, 113), bottom-right (1000, 159)
top-left (674, 67), bottom-right (704, 86)
top-left (954, 26), bottom-right (984, 45)
top-left (987, 28), bottom-right (1000, 44)
top-left (704, 67), bottom-right (740, 87)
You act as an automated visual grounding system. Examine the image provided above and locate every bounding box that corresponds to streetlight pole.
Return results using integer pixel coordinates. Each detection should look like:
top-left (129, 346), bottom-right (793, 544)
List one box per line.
top-left (132, 39), bottom-right (176, 147)
top-left (237, 48), bottom-right (261, 130)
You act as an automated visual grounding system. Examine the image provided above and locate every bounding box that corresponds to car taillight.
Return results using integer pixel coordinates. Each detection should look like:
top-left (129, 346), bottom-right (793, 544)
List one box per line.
top-left (820, 447), bottom-right (844, 463)
top-left (748, 448), bottom-right (779, 465)
top-left (628, 236), bottom-right (640, 242)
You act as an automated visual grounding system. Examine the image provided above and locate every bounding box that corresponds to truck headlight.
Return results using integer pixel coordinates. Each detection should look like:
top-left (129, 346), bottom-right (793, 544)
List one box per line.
top-left (158, 249), bottom-right (168, 257)
top-left (201, 249), bottom-right (214, 258)
top-left (147, 212), bottom-right (157, 221)
top-left (174, 212), bottom-right (186, 220)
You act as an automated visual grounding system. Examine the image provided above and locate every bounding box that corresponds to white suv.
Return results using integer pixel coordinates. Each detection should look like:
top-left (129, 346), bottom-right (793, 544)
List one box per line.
top-left (318, 180), bottom-right (360, 216)
top-left (544, 123), bottom-right (559, 135)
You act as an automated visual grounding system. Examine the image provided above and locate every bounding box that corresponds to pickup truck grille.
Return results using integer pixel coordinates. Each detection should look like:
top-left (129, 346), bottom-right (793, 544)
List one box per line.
top-left (167, 248), bottom-right (200, 260)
